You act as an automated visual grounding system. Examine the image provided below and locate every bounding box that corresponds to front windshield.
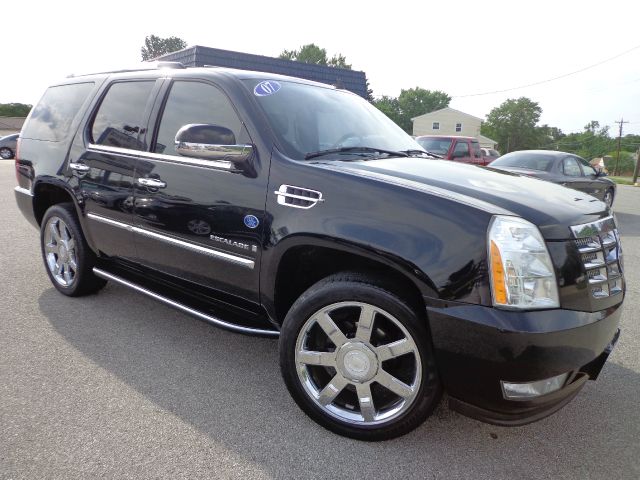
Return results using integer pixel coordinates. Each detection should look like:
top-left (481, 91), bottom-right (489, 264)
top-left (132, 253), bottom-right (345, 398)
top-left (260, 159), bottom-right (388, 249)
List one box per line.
top-left (415, 137), bottom-right (452, 155)
top-left (243, 79), bottom-right (422, 160)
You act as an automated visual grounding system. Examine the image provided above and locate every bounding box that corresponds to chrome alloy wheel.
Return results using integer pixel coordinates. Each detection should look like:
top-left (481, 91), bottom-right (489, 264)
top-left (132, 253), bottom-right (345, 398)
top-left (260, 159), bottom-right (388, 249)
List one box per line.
top-left (295, 301), bottom-right (421, 425)
top-left (44, 216), bottom-right (78, 287)
top-left (604, 189), bottom-right (614, 208)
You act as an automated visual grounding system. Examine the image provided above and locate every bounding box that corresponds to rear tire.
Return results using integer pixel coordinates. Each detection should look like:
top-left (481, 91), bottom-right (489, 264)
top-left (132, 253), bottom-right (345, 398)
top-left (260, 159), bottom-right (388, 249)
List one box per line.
top-left (40, 203), bottom-right (107, 296)
top-left (279, 272), bottom-right (441, 441)
top-left (0, 147), bottom-right (13, 159)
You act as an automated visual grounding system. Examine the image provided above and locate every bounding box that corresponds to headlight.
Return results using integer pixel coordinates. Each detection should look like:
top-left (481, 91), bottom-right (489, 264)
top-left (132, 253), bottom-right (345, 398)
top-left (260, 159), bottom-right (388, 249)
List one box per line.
top-left (488, 215), bottom-right (559, 309)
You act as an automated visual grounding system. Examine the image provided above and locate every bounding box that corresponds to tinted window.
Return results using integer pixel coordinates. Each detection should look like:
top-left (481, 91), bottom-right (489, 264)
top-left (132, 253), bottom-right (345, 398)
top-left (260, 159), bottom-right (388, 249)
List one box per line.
top-left (491, 152), bottom-right (555, 171)
top-left (91, 81), bottom-right (155, 151)
top-left (154, 81), bottom-right (246, 156)
top-left (577, 156), bottom-right (597, 175)
top-left (416, 138), bottom-right (452, 155)
top-left (22, 83), bottom-right (94, 142)
top-left (471, 140), bottom-right (481, 158)
top-left (563, 157), bottom-right (583, 176)
top-left (453, 141), bottom-right (470, 157)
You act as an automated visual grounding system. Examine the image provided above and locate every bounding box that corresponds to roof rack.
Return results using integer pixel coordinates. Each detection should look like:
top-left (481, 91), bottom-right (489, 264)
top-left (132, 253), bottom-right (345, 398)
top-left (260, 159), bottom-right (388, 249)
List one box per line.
top-left (67, 61), bottom-right (187, 78)
top-left (156, 61), bottom-right (186, 69)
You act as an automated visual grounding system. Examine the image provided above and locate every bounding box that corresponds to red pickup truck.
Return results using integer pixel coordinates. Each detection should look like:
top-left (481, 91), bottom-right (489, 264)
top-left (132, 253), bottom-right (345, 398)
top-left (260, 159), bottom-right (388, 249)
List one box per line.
top-left (415, 135), bottom-right (489, 165)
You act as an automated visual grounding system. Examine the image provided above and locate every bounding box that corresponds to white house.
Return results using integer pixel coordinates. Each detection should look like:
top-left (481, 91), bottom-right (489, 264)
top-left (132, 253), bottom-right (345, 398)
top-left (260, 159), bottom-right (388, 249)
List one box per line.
top-left (412, 107), bottom-right (497, 149)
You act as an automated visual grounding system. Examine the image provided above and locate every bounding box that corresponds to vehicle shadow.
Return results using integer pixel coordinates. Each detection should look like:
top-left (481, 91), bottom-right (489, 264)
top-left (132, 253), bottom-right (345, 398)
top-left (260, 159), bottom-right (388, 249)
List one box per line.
top-left (40, 285), bottom-right (640, 480)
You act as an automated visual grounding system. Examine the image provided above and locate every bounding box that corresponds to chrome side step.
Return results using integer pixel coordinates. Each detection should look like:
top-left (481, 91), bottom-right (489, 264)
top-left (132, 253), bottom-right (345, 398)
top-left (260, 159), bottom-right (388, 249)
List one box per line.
top-left (93, 267), bottom-right (279, 337)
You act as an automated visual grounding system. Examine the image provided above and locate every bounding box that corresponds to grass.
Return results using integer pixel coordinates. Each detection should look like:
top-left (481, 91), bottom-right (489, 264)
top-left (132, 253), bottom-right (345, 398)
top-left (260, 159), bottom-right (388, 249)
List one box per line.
top-left (609, 176), bottom-right (636, 185)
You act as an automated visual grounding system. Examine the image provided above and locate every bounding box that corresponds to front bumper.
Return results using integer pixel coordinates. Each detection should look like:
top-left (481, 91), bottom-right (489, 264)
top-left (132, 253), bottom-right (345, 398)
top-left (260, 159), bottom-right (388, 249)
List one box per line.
top-left (426, 300), bottom-right (622, 426)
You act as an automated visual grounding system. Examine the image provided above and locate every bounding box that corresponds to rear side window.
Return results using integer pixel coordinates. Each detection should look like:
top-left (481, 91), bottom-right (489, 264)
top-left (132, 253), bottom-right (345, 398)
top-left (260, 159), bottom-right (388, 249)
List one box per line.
top-left (153, 81), bottom-right (246, 156)
top-left (22, 83), bottom-right (94, 142)
top-left (453, 141), bottom-right (470, 156)
top-left (91, 81), bottom-right (155, 151)
top-left (471, 140), bottom-right (481, 158)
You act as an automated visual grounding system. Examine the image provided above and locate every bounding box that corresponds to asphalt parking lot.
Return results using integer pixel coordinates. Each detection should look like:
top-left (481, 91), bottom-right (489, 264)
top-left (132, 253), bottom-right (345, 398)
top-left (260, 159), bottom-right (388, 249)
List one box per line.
top-left (1, 161), bottom-right (639, 480)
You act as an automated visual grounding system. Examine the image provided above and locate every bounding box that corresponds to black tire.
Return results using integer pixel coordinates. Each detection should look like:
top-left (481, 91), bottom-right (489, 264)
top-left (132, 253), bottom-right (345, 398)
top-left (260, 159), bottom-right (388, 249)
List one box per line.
top-left (279, 272), bottom-right (441, 441)
top-left (604, 188), bottom-right (614, 208)
top-left (0, 147), bottom-right (13, 160)
top-left (40, 203), bottom-right (107, 296)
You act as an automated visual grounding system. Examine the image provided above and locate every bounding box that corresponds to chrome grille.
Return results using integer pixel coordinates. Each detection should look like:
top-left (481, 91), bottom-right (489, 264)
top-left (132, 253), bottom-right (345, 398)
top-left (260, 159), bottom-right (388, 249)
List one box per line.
top-left (571, 216), bottom-right (623, 299)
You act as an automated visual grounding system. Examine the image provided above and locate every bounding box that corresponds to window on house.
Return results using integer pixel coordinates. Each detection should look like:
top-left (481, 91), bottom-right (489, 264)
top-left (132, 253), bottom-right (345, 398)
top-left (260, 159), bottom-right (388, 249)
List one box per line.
top-left (456, 123), bottom-right (462, 132)
top-left (432, 122), bottom-right (440, 130)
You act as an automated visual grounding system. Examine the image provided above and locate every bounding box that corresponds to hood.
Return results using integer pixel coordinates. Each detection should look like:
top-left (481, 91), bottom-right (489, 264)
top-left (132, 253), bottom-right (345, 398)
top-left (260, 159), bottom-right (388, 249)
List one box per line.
top-left (320, 157), bottom-right (609, 239)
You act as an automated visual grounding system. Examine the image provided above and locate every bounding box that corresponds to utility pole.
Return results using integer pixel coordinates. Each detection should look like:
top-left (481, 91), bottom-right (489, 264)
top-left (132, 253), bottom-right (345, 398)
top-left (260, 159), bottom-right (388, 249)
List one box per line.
top-left (613, 117), bottom-right (629, 176)
top-left (633, 147), bottom-right (640, 186)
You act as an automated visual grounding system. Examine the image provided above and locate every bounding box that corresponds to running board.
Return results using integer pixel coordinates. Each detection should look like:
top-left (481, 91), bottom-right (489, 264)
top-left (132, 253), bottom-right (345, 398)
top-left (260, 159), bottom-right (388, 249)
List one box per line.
top-left (93, 267), bottom-right (280, 337)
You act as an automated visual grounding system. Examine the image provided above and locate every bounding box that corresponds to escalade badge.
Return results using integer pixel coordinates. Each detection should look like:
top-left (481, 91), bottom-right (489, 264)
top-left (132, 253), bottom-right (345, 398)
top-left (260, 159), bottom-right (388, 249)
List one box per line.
top-left (210, 234), bottom-right (257, 253)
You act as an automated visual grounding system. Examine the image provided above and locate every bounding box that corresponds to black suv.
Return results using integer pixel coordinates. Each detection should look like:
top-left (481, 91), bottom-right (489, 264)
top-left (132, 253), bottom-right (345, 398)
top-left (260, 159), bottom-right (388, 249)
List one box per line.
top-left (14, 63), bottom-right (624, 440)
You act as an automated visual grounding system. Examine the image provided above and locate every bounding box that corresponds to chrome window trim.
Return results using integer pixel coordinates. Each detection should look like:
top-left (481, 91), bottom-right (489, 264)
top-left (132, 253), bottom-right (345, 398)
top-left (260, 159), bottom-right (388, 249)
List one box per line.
top-left (87, 213), bottom-right (254, 269)
top-left (87, 143), bottom-right (234, 171)
top-left (93, 268), bottom-right (278, 337)
top-left (14, 186), bottom-right (33, 197)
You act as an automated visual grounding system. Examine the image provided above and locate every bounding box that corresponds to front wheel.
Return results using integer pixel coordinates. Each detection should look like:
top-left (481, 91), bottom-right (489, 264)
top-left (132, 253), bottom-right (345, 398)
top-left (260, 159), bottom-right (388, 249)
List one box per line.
top-left (279, 273), bottom-right (441, 441)
top-left (603, 188), bottom-right (614, 208)
top-left (40, 203), bottom-right (107, 296)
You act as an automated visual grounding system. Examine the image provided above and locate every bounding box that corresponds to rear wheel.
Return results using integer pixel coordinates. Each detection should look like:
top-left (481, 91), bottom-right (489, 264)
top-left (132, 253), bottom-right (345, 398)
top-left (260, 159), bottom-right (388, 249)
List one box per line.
top-left (279, 273), bottom-right (441, 441)
top-left (0, 147), bottom-right (13, 159)
top-left (40, 203), bottom-right (107, 296)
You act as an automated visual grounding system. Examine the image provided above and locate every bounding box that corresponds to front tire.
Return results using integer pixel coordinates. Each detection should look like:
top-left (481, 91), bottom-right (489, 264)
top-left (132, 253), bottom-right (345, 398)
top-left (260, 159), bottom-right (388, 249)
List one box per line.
top-left (603, 188), bottom-right (614, 208)
top-left (40, 203), bottom-right (107, 296)
top-left (279, 273), bottom-right (441, 441)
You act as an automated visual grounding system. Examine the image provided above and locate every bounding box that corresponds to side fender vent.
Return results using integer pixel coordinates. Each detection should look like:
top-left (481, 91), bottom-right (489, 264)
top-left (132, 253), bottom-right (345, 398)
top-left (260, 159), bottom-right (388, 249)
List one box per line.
top-left (274, 184), bottom-right (324, 209)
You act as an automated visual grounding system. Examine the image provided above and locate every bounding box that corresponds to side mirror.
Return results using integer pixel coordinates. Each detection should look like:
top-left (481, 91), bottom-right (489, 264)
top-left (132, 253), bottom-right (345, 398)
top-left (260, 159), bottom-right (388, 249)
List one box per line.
top-left (595, 166), bottom-right (607, 177)
top-left (175, 124), bottom-right (254, 170)
top-left (452, 150), bottom-right (467, 159)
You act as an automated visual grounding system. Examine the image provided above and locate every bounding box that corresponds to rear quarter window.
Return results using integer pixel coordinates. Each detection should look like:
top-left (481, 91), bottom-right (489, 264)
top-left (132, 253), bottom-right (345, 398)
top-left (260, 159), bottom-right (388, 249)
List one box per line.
top-left (21, 82), bottom-right (95, 142)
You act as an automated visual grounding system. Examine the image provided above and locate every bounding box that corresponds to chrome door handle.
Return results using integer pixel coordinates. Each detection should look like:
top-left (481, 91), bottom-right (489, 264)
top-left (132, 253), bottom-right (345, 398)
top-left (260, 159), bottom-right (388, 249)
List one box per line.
top-left (137, 178), bottom-right (167, 189)
top-left (69, 162), bottom-right (90, 173)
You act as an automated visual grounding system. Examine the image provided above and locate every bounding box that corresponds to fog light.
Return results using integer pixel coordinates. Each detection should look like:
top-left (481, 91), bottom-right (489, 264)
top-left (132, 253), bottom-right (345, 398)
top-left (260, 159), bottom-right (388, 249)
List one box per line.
top-left (501, 373), bottom-right (569, 400)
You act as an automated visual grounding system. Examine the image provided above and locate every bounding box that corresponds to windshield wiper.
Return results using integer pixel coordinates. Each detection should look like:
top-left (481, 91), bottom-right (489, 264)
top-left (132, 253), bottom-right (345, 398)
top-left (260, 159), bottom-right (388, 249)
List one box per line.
top-left (304, 146), bottom-right (409, 160)
top-left (401, 149), bottom-right (442, 159)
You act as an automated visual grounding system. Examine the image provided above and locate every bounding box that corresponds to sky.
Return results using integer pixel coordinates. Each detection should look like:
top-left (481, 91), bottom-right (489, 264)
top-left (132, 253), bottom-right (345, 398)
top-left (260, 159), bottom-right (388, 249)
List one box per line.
top-left (2, 0), bottom-right (640, 136)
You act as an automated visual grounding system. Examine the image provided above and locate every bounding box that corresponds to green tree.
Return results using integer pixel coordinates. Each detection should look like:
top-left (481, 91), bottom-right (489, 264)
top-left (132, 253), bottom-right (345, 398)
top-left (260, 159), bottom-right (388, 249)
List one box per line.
top-left (279, 43), bottom-right (352, 69)
top-left (373, 88), bottom-right (450, 133)
top-left (554, 122), bottom-right (614, 159)
top-left (0, 103), bottom-right (32, 117)
top-left (397, 88), bottom-right (450, 133)
top-left (373, 96), bottom-right (402, 126)
top-left (536, 124), bottom-right (565, 149)
top-left (141, 35), bottom-right (187, 61)
top-left (481, 97), bottom-right (542, 152)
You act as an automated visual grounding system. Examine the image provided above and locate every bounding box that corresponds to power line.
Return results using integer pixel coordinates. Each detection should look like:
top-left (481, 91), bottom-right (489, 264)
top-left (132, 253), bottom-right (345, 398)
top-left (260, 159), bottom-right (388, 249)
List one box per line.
top-left (453, 43), bottom-right (640, 98)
